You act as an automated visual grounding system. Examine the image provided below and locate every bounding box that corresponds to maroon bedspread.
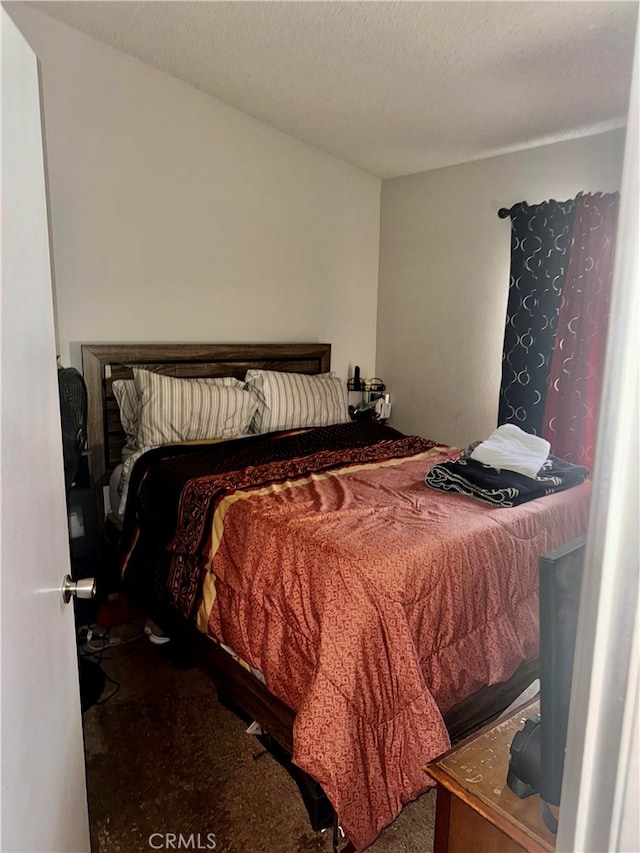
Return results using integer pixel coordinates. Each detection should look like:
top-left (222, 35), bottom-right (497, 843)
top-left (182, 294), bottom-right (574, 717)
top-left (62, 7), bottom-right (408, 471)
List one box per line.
top-left (120, 422), bottom-right (411, 611)
top-left (121, 423), bottom-right (591, 850)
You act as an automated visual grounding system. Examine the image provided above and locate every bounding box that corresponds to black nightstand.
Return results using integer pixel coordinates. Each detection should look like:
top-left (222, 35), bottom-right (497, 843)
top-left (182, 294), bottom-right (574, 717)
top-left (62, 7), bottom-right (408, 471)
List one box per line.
top-left (347, 374), bottom-right (390, 422)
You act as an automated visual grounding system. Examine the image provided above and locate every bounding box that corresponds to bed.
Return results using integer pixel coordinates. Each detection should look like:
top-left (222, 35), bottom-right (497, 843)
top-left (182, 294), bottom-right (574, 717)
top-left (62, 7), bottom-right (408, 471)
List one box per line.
top-left (82, 342), bottom-right (591, 852)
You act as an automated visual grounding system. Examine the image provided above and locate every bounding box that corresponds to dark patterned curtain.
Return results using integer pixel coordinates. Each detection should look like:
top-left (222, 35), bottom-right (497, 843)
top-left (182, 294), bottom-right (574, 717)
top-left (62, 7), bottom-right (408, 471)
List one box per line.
top-left (498, 199), bottom-right (577, 434)
top-left (541, 193), bottom-right (619, 469)
top-left (498, 192), bottom-right (619, 467)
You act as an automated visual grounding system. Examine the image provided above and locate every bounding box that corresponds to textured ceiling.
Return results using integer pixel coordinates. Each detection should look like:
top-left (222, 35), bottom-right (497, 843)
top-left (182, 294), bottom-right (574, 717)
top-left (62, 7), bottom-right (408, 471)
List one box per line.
top-left (31, 1), bottom-right (637, 178)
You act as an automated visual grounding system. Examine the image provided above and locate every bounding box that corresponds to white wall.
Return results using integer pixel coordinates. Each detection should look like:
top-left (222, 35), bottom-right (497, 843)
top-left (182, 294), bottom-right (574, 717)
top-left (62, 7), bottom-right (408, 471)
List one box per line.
top-left (9, 4), bottom-right (381, 381)
top-left (377, 130), bottom-right (626, 447)
top-left (8, 4), bottom-right (627, 427)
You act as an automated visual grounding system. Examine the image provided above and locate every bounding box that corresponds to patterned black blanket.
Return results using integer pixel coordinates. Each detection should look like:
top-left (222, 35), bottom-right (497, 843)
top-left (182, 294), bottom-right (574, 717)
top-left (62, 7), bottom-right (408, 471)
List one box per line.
top-left (424, 454), bottom-right (590, 507)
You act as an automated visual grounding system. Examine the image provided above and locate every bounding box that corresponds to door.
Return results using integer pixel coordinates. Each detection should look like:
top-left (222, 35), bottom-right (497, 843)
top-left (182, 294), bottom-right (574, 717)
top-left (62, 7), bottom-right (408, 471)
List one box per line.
top-left (1, 9), bottom-right (91, 852)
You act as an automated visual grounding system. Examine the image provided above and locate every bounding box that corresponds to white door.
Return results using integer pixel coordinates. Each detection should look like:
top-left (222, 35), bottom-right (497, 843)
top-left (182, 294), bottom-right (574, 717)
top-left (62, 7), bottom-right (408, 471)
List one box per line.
top-left (1, 10), bottom-right (91, 853)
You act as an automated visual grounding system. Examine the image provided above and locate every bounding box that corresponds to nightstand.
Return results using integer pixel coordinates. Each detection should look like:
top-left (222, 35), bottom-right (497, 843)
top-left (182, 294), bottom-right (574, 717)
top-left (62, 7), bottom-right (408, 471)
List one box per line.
top-left (426, 700), bottom-right (556, 853)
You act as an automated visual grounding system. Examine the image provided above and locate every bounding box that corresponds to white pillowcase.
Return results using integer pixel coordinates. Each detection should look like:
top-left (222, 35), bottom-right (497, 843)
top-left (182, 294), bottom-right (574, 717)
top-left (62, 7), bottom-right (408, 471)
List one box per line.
top-left (470, 424), bottom-right (550, 479)
top-left (245, 369), bottom-right (350, 434)
top-left (133, 369), bottom-right (257, 448)
top-left (113, 373), bottom-right (246, 451)
top-left (112, 379), bottom-right (140, 450)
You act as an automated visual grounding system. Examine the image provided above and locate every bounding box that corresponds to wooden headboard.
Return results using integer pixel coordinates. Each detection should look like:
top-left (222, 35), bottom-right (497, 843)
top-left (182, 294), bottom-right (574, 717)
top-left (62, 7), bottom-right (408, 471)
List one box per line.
top-left (81, 342), bottom-right (332, 485)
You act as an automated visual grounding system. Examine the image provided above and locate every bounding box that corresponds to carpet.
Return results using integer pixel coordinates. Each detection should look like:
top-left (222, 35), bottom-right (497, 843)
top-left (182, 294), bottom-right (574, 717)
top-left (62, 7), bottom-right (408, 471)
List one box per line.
top-left (82, 628), bottom-right (436, 853)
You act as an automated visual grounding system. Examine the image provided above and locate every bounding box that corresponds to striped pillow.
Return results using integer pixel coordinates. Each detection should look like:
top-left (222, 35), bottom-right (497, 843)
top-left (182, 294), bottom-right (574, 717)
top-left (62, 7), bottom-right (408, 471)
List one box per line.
top-left (133, 369), bottom-right (257, 448)
top-left (112, 379), bottom-right (140, 450)
top-left (245, 369), bottom-right (350, 434)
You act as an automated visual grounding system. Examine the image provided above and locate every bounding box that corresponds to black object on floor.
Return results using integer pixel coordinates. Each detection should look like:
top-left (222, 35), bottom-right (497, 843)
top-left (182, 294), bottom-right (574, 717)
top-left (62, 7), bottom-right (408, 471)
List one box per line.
top-left (78, 657), bottom-right (106, 712)
top-left (158, 638), bottom-right (198, 670)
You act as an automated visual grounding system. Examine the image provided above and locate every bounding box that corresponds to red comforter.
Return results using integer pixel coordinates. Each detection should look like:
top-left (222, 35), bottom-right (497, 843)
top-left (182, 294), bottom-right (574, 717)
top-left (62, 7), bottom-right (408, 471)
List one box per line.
top-left (191, 443), bottom-right (590, 849)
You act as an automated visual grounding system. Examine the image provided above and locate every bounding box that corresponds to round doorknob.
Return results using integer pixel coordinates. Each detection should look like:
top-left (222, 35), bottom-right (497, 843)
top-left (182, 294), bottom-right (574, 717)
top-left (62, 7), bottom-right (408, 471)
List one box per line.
top-left (61, 574), bottom-right (96, 604)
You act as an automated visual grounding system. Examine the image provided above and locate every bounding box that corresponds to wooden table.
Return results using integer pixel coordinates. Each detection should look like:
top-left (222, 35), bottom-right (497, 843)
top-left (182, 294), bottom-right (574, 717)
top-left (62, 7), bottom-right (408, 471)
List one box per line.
top-left (426, 700), bottom-right (556, 853)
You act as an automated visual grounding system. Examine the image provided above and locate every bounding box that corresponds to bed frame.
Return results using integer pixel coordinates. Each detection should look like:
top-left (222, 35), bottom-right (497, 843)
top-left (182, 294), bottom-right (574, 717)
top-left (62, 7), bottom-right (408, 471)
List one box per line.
top-left (81, 341), bottom-right (538, 846)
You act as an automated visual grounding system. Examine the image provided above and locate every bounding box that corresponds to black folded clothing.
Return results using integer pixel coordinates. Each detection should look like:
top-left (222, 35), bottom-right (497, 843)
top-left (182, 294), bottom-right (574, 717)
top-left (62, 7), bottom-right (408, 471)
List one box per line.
top-left (424, 455), bottom-right (590, 507)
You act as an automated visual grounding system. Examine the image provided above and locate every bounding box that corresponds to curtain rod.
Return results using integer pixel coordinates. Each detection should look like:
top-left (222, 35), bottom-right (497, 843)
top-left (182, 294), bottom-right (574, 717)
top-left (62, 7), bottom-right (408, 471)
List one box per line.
top-left (497, 191), bottom-right (610, 220)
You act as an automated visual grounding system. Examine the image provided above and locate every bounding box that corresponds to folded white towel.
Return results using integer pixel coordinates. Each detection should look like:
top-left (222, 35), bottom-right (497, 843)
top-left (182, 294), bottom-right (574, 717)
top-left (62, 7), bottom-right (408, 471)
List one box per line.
top-left (470, 424), bottom-right (550, 479)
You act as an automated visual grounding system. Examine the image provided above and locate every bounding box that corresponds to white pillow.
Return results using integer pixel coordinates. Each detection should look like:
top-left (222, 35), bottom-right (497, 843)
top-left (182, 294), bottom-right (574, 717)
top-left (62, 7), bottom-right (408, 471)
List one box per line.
top-left (113, 373), bottom-right (244, 451)
top-left (245, 369), bottom-right (350, 434)
top-left (470, 424), bottom-right (550, 479)
top-left (133, 368), bottom-right (257, 447)
top-left (112, 379), bottom-right (140, 450)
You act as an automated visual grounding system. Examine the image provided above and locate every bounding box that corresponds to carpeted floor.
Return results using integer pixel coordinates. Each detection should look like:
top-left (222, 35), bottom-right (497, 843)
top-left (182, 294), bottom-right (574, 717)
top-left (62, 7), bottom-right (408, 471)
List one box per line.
top-left (82, 625), bottom-right (436, 853)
